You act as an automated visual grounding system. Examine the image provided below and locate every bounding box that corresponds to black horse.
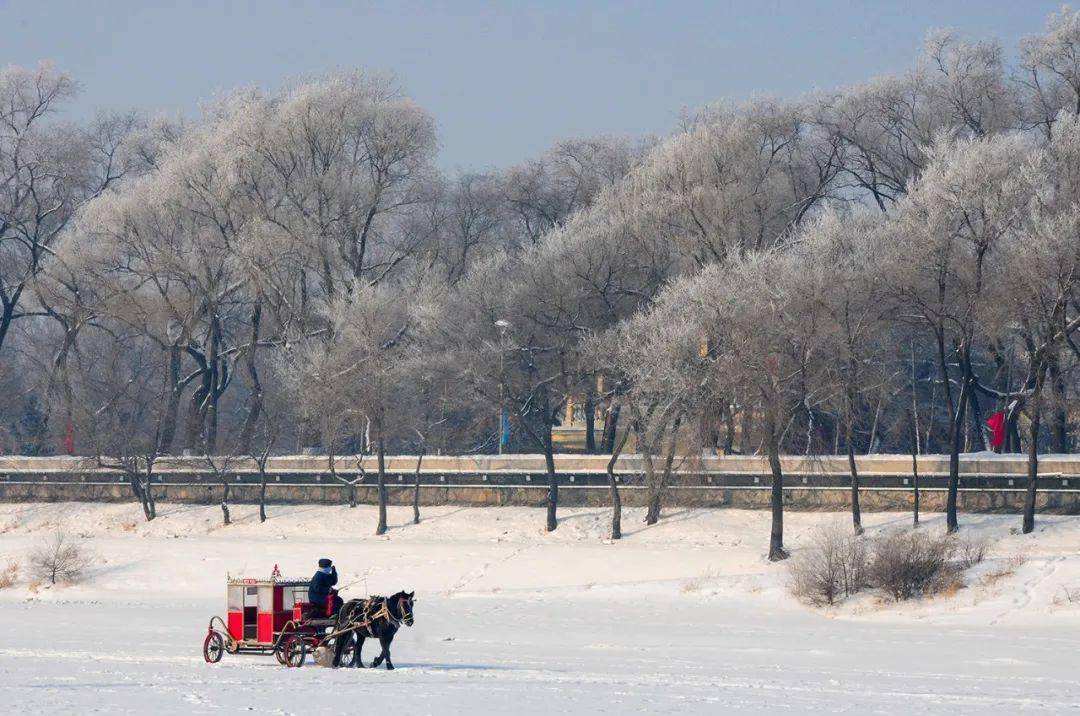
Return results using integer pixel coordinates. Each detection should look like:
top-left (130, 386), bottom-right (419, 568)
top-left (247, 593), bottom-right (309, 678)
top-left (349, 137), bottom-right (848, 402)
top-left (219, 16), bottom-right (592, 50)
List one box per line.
top-left (334, 590), bottom-right (415, 669)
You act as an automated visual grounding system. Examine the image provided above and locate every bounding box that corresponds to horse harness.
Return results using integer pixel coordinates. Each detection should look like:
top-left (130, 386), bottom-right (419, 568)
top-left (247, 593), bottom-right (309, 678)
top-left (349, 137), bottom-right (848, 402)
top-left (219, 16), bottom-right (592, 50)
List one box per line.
top-left (342, 596), bottom-right (406, 638)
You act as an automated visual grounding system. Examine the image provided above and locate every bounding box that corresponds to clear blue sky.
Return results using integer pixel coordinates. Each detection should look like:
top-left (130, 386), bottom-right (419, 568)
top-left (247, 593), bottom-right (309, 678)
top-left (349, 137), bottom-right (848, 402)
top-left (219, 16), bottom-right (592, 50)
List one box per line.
top-left (1, 0), bottom-right (1065, 170)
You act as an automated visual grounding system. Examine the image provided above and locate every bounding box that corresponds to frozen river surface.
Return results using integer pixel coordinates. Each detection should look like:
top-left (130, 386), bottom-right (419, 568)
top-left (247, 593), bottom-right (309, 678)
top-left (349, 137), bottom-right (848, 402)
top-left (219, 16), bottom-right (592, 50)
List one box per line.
top-left (1, 503), bottom-right (1078, 714)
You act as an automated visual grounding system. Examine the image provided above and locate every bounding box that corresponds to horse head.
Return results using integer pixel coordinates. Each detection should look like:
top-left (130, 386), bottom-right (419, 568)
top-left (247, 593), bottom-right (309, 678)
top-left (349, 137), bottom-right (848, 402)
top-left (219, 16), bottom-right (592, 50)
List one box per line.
top-left (392, 590), bottom-right (416, 627)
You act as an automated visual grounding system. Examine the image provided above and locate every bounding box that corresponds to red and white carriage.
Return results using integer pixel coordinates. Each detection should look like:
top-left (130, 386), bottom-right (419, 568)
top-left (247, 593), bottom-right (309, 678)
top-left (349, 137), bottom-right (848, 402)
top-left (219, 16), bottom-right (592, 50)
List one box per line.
top-left (202, 566), bottom-right (348, 667)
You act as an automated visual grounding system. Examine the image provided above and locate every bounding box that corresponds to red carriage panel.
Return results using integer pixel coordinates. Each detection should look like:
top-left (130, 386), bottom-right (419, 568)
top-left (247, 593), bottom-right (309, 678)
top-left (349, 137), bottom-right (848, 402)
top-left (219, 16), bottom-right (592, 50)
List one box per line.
top-left (227, 611), bottom-right (244, 640)
top-left (257, 612), bottom-right (274, 642)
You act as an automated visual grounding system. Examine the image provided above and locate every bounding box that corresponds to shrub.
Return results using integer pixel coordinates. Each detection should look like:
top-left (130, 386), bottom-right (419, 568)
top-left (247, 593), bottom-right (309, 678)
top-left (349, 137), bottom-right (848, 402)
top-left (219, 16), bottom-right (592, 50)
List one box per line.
top-left (790, 523), bottom-right (870, 606)
top-left (29, 529), bottom-right (91, 585)
top-left (0, 560), bottom-right (18, 589)
top-left (954, 536), bottom-right (988, 570)
top-left (869, 529), bottom-right (956, 601)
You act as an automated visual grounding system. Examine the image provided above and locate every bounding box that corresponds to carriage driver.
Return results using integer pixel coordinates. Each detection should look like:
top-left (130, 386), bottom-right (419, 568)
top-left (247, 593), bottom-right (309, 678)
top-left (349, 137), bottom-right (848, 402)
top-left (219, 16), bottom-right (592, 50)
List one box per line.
top-left (309, 558), bottom-right (344, 617)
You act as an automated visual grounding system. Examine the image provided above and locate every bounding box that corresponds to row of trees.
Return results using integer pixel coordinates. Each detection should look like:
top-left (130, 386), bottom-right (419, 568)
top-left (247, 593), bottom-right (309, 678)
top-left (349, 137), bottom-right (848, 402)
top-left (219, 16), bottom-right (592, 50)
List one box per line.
top-left (3, 10), bottom-right (1080, 553)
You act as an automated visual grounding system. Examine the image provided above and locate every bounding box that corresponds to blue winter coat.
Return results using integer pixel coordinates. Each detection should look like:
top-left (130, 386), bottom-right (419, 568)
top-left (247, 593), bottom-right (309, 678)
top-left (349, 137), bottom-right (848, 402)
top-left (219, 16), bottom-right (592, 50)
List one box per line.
top-left (308, 567), bottom-right (338, 607)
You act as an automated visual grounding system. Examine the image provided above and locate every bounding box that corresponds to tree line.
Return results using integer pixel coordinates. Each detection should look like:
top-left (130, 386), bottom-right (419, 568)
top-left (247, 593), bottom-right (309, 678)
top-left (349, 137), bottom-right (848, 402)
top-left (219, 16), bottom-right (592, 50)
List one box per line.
top-left (2, 9), bottom-right (1080, 550)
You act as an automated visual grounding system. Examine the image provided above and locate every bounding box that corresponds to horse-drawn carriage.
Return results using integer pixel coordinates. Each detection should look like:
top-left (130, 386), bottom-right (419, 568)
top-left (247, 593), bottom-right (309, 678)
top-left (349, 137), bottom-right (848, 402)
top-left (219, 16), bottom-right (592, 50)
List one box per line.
top-left (202, 566), bottom-right (415, 669)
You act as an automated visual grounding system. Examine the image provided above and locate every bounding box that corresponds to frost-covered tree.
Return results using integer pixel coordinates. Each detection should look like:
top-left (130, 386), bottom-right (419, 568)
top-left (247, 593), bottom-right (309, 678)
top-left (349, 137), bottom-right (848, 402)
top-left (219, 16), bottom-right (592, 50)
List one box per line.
top-left (499, 136), bottom-right (650, 248)
top-left (1018, 7), bottom-right (1080, 139)
top-left (990, 115), bottom-right (1080, 532)
top-left (1, 64), bottom-right (139, 358)
top-left (792, 210), bottom-right (897, 534)
top-left (621, 250), bottom-right (834, 560)
top-left (889, 134), bottom-right (1039, 532)
top-left (276, 281), bottom-right (413, 534)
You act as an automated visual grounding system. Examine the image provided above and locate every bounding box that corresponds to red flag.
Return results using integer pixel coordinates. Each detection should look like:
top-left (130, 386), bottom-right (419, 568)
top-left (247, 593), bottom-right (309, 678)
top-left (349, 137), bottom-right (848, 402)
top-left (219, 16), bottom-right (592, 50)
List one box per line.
top-left (986, 411), bottom-right (1006, 449)
top-left (63, 420), bottom-right (75, 455)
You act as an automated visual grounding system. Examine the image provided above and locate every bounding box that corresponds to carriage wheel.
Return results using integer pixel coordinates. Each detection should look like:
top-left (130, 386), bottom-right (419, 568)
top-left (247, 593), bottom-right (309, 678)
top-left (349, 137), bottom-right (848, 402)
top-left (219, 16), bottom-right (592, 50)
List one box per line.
top-left (274, 643), bottom-right (288, 665)
top-left (336, 634), bottom-right (358, 668)
top-left (203, 632), bottom-right (224, 664)
top-left (283, 635), bottom-right (306, 668)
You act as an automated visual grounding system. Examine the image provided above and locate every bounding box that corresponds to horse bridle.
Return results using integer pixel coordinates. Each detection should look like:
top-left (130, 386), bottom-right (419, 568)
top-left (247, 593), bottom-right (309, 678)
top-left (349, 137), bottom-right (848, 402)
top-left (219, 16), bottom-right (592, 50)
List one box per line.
top-left (395, 594), bottom-right (415, 626)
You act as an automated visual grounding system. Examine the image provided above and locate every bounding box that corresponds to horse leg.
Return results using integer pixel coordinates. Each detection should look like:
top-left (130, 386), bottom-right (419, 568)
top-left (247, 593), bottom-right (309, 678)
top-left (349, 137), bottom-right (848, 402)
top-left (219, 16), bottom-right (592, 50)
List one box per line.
top-left (371, 632), bottom-right (385, 669)
top-left (332, 635), bottom-right (344, 668)
top-left (335, 633), bottom-right (358, 668)
top-left (355, 635), bottom-right (365, 668)
top-left (378, 634), bottom-right (395, 670)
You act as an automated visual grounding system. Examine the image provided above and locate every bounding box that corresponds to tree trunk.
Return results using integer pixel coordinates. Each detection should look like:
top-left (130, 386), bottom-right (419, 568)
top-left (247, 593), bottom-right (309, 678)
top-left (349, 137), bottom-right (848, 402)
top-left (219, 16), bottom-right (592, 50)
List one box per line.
top-left (1048, 354), bottom-right (1069, 453)
top-left (765, 407), bottom-right (788, 561)
top-left (206, 386), bottom-right (220, 455)
top-left (237, 303), bottom-right (264, 454)
top-left (146, 467), bottom-right (157, 520)
top-left (843, 367), bottom-right (863, 535)
top-left (128, 463), bottom-right (158, 522)
top-left (909, 410), bottom-right (920, 527)
top-left (967, 388), bottom-right (988, 452)
top-left (157, 344), bottom-right (183, 454)
top-left (584, 391), bottom-right (596, 453)
top-left (1022, 408), bottom-right (1041, 535)
top-left (606, 424), bottom-right (629, 540)
top-left (638, 425), bottom-right (661, 526)
top-left (259, 472), bottom-right (267, 523)
top-left (412, 450), bottom-right (424, 525)
top-left (184, 377), bottom-right (209, 452)
top-left (204, 322), bottom-right (222, 455)
top-left (846, 426), bottom-right (863, 535)
top-left (0, 297), bottom-right (17, 359)
top-left (946, 368), bottom-right (971, 534)
top-left (127, 458), bottom-right (158, 522)
top-left (300, 419), bottom-right (321, 453)
top-left (924, 383), bottom-right (938, 453)
top-left (376, 433), bottom-right (388, 536)
top-left (1022, 364), bottom-right (1047, 535)
top-left (647, 415), bottom-right (681, 525)
top-left (722, 403), bottom-right (736, 454)
top-left (865, 387), bottom-right (884, 454)
top-left (602, 404), bottom-right (620, 453)
top-left (600, 405), bottom-right (614, 453)
top-left (130, 474), bottom-right (152, 521)
top-left (739, 404), bottom-right (755, 455)
top-left (543, 420), bottom-right (558, 532)
top-left (221, 480), bottom-right (231, 526)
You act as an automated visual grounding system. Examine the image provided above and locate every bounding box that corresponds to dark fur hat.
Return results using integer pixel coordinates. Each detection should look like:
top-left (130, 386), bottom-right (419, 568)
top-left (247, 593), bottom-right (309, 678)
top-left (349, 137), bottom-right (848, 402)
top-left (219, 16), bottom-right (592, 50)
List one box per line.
top-left (318, 558), bottom-right (332, 568)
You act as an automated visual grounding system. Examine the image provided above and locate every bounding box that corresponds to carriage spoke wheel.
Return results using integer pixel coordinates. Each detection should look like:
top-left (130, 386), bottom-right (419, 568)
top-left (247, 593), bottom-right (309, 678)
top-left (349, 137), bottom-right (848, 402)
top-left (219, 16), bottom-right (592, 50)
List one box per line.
top-left (274, 642), bottom-right (288, 665)
top-left (336, 634), bottom-right (358, 668)
top-left (283, 635), bottom-right (306, 668)
top-left (203, 632), bottom-right (224, 664)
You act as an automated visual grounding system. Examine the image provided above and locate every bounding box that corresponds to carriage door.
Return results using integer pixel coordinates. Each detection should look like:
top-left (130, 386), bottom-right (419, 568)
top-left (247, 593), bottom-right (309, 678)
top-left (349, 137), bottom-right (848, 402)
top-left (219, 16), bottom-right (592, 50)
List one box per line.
top-left (226, 585), bottom-right (245, 640)
top-left (241, 586), bottom-right (259, 640)
top-left (257, 585), bottom-right (279, 643)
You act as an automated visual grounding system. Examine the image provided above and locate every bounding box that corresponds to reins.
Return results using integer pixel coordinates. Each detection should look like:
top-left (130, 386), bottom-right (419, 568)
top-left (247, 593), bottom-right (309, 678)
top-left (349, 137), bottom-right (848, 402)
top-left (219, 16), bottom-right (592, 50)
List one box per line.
top-left (344, 596), bottom-right (395, 638)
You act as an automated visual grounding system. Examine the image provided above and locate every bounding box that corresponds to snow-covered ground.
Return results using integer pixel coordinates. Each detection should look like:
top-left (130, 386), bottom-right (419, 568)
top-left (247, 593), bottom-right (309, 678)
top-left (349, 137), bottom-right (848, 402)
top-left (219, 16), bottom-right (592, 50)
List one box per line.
top-left (1, 503), bottom-right (1078, 714)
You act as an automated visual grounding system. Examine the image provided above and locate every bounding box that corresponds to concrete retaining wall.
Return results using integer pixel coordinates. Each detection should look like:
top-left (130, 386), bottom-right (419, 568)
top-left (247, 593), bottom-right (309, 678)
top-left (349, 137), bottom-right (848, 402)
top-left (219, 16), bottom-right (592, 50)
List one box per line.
top-left (0, 453), bottom-right (1078, 513)
top-left (4, 452), bottom-right (1080, 475)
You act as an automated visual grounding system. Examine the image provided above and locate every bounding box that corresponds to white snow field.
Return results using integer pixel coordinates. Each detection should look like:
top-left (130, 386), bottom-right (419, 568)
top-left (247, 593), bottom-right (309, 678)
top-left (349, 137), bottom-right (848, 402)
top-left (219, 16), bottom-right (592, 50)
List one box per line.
top-left (0, 503), bottom-right (1078, 714)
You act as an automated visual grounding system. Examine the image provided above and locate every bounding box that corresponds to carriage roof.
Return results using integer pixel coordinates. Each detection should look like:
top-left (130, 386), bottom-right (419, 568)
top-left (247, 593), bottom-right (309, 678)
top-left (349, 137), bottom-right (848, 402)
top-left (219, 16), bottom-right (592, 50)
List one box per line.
top-left (225, 564), bottom-right (310, 588)
top-left (226, 576), bottom-right (309, 587)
